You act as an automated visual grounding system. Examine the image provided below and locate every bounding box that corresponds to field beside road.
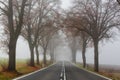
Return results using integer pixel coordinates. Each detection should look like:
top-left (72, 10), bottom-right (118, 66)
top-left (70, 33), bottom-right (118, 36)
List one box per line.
top-left (77, 63), bottom-right (120, 80)
top-left (98, 65), bottom-right (120, 80)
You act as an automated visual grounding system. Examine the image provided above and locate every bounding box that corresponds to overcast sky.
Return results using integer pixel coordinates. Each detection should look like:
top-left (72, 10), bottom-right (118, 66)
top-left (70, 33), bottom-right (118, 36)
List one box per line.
top-left (0, 0), bottom-right (120, 66)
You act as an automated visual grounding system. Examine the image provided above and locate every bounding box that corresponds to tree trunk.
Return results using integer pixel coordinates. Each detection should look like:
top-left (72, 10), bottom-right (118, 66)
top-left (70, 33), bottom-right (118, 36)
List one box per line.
top-left (50, 45), bottom-right (54, 62)
top-left (36, 45), bottom-right (39, 65)
top-left (94, 40), bottom-right (99, 72)
top-left (82, 40), bottom-right (87, 68)
top-left (71, 38), bottom-right (77, 63)
top-left (72, 51), bottom-right (76, 63)
top-left (50, 52), bottom-right (54, 62)
top-left (43, 48), bottom-right (47, 66)
top-left (8, 37), bottom-right (17, 71)
top-left (29, 43), bottom-right (35, 67)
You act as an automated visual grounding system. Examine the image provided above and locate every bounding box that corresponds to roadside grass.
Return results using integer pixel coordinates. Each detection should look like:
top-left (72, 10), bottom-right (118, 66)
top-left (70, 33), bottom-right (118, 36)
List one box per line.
top-left (0, 66), bottom-right (2, 71)
top-left (76, 63), bottom-right (120, 80)
top-left (0, 71), bottom-right (18, 80)
top-left (0, 58), bottom-right (52, 80)
top-left (99, 70), bottom-right (120, 80)
top-left (0, 66), bottom-right (41, 80)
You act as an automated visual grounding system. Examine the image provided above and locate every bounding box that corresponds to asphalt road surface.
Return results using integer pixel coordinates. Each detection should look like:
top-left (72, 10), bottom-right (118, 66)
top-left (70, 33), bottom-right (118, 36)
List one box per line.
top-left (65, 62), bottom-right (109, 80)
top-left (14, 62), bottom-right (111, 80)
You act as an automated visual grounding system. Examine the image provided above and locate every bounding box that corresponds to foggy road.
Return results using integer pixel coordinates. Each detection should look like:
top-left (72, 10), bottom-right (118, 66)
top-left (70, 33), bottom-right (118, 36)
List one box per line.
top-left (13, 62), bottom-right (111, 80)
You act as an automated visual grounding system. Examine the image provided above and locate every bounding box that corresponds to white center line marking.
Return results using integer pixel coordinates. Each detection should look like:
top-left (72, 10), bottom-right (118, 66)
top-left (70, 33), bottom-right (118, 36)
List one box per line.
top-left (60, 61), bottom-right (66, 80)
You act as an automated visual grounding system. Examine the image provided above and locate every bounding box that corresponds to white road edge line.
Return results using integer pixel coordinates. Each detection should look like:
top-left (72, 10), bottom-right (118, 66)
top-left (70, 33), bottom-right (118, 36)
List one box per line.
top-left (72, 63), bottom-right (112, 80)
top-left (13, 63), bottom-right (56, 80)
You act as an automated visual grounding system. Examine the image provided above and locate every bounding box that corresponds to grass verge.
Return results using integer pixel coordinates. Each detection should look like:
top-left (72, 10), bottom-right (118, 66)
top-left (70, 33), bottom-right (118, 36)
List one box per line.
top-left (0, 59), bottom-right (52, 80)
top-left (76, 63), bottom-right (120, 80)
top-left (0, 66), bottom-right (41, 80)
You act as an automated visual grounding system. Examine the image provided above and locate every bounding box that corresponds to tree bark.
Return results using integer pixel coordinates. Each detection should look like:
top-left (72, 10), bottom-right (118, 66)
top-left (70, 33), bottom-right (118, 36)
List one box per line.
top-left (82, 40), bottom-right (87, 68)
top-left (72, 51), bottom-right (76, 63)
top-left (94, 40), bottom-right (99, 72)
top-left (8, 37), bottom-right (17, 71)
top-left (29, 43), bottom-right (35, 67)
top-left (43, 48), bottom-right (47, 66)
top-left (71, 38), bottom-right (77, 63)
top-left (35, 45), bottom-right (39, 65)
top-left (50, 52), bottom-right (54, 62)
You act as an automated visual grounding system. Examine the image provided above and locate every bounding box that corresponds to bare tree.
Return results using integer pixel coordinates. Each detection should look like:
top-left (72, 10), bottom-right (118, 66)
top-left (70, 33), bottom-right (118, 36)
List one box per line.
top-left (47, 9), bottom-right (67, 62)
top-left (64, 26), bottom-right (90, 66)
top-left (22, 0), bottom-right (40, 67)
top-left (47, 31), bottom-right (63, 62)
top-left (80, 32), bottom-right (90, 68)
top-left (39, 26), bottom-right (58, 66)
top-left (70, 37), bottom-right (77, 63)
top-left (66, 0), bottom-right (120, 72)
top-left (0, 0), bottom-right (28, 71)
top-left (64, 28), bottom-right (77, 63)
top-left (35, 1), bottom-right (60, 65)
top-left (47, 35), bottom-right (56, 62)
top-left (22, 0), bottom-right (60, 66)
top-left (48, 38), bottom-right (55, 62)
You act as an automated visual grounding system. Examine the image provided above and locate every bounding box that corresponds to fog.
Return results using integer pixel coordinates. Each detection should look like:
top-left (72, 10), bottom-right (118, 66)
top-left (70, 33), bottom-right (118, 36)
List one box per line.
top-left (55, 46), bottom-right (72, 61)
top-left (14, 34), bottom-right (120, 66)
top-left (1, 32), bottom-right (120, 65)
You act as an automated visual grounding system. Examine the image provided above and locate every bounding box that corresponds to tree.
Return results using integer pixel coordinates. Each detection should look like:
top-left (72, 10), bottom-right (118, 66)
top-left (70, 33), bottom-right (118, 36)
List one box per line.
top-left (39, 35), bottom-right (50, 66)
top-left (22, 0), bottom-right (60, 66)
top-left (22, 0), bottom-right (39, 67)
top-left (47, 36), bottom-right (56, 62)
top-left (69, 37), bottom-right (77, 63)
top-left (39, 19), bottom-right (58, 66)
top-left (63, 27), bottom-right (78, 63)
top-left (66, 0), bottom-right (120, 72)
top-left (35, 44), bottom-right (41, 65)
top-left (48, 38), bottom-right (55, 62)
top-left (80, 32), bottom-right (90, 68)
top-left (64, 25), bottom-right (90, 66)
top-left (47, 31), bottom-right (63, 62)
top-left (0, 0), bottom-right (28, 71)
